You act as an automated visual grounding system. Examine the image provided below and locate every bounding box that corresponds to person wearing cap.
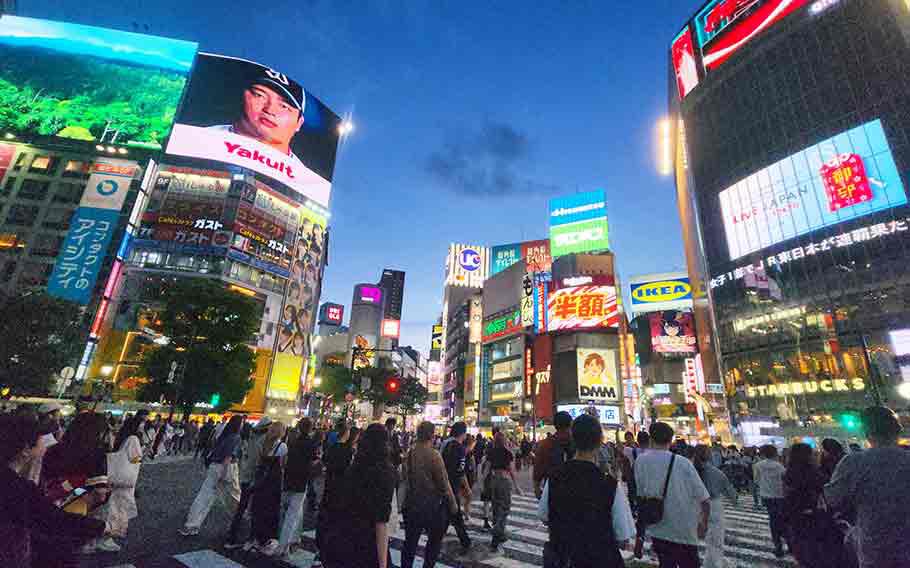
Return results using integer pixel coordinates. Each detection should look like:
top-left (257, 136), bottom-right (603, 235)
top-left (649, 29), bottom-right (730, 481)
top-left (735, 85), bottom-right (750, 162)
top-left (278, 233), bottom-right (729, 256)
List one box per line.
top-left (208, 68), bottom-right (306, 158)
top-left (825, 406), bottom-right (910, 568)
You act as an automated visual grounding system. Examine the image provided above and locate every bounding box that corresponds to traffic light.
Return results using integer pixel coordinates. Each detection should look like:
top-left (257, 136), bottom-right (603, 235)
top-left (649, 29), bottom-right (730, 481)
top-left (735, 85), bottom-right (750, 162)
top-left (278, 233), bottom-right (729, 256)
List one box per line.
top-left (210, 393), bottom-right (221, 407)
top-left (385, 376), bottom-right (401, 396)
top-left (838, 411), bottom-right (860, 431)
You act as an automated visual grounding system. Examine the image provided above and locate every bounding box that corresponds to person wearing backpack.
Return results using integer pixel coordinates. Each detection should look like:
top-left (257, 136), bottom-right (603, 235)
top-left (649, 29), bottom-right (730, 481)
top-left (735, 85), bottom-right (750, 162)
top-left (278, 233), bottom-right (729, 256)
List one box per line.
top-left (634, 422), bottom-right (710, 568)
top-left (532, 411), bottom-right (575, 499)
top-left (537, 414), bottom-right (634, 568)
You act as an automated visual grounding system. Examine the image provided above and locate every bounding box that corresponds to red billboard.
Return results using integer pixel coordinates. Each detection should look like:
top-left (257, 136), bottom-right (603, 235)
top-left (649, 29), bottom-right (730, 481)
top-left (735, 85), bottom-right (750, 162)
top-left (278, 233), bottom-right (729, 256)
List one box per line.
top-left (533, 334), bottom-right (553, 421)
top-left (695, 0), bottom-right (810, 70)
top-left (672, 26), bottom-right (699, 99)
top-left (522, 239), bottom-right (552, 273)
top-left (547, 285), bottom-right (620, 331)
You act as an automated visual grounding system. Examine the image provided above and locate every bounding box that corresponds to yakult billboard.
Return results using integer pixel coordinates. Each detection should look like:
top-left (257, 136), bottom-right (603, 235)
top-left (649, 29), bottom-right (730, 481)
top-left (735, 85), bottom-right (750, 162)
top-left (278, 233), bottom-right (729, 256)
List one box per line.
top-left (166, 54), bottom-right (341, 208)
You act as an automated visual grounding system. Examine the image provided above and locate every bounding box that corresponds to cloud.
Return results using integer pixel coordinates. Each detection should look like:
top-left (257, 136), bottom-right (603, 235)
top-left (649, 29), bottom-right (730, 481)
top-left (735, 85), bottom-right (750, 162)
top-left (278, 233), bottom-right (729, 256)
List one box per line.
top-left (425, 121), bottom-right (559, 197)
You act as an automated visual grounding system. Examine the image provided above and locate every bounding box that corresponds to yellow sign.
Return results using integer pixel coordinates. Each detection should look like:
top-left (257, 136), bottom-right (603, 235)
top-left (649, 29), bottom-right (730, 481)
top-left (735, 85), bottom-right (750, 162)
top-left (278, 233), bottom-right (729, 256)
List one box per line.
top-left (746, 378), bottom-right (865, 398)
top-left (631, 280), bottom-right (692, 304)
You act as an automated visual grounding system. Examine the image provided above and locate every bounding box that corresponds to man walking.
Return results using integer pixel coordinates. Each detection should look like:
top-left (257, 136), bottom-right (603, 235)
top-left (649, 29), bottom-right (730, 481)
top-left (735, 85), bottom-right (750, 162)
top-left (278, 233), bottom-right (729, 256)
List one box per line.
top-left (753, 444), bottom-right (787, 557)
top-left (532, 411), bottom-right (575, 499)
top-left (441, 421), bottom-right (472, 553)
top-left (538, 414), bottom-right (634, 568)
top-left (825, 406), bottom-right (910, 568)
top-left (634, 422), bottom-right (709, 568)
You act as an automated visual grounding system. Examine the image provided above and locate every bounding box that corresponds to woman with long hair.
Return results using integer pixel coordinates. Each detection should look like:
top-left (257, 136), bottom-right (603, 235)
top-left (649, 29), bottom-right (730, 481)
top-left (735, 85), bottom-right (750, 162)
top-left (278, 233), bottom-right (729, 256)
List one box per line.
top-left (180, 415), bottom-right (244, 536)
top-left (488, 431), bottom-right (522, 551)
top-left (104, 414), bottom-right (144, 549)
top-left (693, 444), bottom-right (736, 568)
top-left (783, 442), bottom-right (846, 567)
top-left (249, 421), bottom-right (287, 555)
top-left (321, 423), bottom-right (396, 568)
top-left (1, 413), bottom-right (106, 567)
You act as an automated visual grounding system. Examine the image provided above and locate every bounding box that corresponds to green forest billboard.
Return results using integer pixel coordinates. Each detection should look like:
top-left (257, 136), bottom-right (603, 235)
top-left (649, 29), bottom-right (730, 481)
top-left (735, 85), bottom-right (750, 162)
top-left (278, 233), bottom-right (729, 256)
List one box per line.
top-left (0, 15), bottom-right (198, 149)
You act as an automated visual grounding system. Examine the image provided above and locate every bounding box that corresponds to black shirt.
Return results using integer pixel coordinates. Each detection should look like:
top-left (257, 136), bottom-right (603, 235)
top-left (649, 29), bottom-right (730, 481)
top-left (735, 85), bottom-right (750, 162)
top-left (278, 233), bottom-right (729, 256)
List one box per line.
top-left (442, 439), bottom-right (467, 489)
top-left (548, 460), bottom-right (624, 568)
top-left (488, 447), bottom-right (514, 471)
top-left (285, 434), bottom-right (319, 493)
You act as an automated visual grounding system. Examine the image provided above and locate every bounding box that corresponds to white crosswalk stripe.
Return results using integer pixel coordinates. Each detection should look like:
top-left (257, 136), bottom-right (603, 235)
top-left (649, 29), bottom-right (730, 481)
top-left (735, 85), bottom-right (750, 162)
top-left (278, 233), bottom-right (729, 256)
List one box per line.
top-left (147, 494), bottom-right (798, 568)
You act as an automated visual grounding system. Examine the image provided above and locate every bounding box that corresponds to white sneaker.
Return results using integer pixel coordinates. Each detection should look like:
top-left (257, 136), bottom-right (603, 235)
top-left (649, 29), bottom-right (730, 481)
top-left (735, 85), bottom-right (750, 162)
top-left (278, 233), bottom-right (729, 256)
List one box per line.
top-left (260, 539), bottom-right (281, 556)
top-left (96, 537), bottom-right (122, 552)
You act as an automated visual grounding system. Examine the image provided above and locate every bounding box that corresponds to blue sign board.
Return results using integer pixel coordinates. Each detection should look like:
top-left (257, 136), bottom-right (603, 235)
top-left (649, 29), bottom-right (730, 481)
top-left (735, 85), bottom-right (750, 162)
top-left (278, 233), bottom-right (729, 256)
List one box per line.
top-left (459, 248), bottom-right (482, 272)
top-left (490, 243), bottom-right (522, 276)
top-left (47, 207), bottom-right (120, 304)
top-left (548, 189), bottom-right (607, 228)
top-left (227, 248), bottom-right (291, 279)
top-left (131, 239), bottom-right (229, 257)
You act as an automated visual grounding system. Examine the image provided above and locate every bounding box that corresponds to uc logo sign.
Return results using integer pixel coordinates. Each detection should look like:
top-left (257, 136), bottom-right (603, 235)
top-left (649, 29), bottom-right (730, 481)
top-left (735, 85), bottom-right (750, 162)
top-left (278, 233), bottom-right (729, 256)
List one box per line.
top-left (631, 280), bottom-right (692, 304)
top-left (459, 248), bottom-right (481, 272)
top-left (95, 179), bottom-right (119, 197)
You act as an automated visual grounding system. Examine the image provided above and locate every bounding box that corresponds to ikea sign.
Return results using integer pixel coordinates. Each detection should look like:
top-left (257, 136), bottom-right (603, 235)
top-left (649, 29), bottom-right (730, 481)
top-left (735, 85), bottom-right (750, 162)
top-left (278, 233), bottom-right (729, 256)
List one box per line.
top-left (630, 276), bottom-right (692, 312)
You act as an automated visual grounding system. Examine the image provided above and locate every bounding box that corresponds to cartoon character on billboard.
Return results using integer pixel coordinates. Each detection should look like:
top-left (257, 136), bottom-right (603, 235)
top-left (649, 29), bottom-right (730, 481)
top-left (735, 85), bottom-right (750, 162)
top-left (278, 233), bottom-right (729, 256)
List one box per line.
top-left (208, 67), bottom-right (307, 164)
top-left (581, 352), bottom-right (609, 387)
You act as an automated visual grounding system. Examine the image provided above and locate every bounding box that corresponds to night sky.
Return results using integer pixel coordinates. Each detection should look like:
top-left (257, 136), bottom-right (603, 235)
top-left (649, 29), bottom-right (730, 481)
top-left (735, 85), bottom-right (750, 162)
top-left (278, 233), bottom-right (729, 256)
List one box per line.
top-left (23, 0), bottom-right (701, 354)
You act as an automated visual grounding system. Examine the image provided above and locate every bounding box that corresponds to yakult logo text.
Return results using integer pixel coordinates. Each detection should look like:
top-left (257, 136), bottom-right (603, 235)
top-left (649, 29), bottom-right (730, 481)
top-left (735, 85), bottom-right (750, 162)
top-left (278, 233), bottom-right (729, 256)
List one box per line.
top-left (225, 142), bottom-right (295, 179)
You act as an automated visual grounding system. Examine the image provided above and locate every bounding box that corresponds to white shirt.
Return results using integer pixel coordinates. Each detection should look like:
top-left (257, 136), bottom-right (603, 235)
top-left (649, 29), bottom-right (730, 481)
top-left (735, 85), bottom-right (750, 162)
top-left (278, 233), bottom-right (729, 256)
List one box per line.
top-left (624, 446), bottom-right (647, 464)
top-left (537, 477), bottom-right (636, 543)
top-left (753, 458), bottom-right (786, 498)
top-left (634, 449), bottom-right (710, 546)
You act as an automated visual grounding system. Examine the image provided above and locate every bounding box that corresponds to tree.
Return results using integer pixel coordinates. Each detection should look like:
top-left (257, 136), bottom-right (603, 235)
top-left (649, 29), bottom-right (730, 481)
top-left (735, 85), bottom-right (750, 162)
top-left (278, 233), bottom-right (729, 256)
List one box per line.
top-left (313, 363), bottom-right (355, 402)
top-left (357, 367), bottom-right (429, 420)
top-left (0, 291), bottom-right (88, 396)
top-left (137, 279), bottom-right (259, 414)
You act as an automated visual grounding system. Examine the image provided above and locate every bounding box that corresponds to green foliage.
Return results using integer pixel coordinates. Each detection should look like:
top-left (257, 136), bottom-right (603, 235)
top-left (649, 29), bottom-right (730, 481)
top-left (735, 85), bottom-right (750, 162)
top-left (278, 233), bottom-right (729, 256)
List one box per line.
top-left (357, 366), bottom-right (429, 416)
top-left (138, 279), bottom-right (259, 413)
top-left (313, 363), bottom-right (355, 401)
top-left (0, 45), bottom-right (187, 147)
top-left (0, 291), bottom-right (88, 395)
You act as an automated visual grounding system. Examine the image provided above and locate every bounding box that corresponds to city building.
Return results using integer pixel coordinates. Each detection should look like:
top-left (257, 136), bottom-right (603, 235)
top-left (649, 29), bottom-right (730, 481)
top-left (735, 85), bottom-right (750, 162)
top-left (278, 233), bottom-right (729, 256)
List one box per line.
top-left (0, 16), bottom-right (345, 415)
top-left (669, 0), bottom-right (910, 435)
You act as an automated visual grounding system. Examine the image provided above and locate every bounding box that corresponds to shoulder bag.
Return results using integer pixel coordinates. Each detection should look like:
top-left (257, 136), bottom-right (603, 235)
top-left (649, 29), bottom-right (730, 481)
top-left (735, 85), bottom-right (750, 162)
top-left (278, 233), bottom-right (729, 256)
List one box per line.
top-left (637, 454), bottom-right (675, 526)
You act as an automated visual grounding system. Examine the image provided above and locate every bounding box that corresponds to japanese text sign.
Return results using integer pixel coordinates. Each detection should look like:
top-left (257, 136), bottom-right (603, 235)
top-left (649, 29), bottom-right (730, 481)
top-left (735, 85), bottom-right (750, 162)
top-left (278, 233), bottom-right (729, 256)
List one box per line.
top-left (547, 285), bottom-right (619, 331)
top-left (48, 207), bottom-right (120, 304)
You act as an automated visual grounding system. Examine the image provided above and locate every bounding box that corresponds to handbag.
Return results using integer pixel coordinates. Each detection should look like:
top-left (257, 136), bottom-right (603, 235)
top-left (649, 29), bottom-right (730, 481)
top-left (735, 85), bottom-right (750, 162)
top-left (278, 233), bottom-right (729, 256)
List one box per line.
top-left (637, 454), bottom-right (675, 526)
top-left (402, 450), bottom-right (448, 528)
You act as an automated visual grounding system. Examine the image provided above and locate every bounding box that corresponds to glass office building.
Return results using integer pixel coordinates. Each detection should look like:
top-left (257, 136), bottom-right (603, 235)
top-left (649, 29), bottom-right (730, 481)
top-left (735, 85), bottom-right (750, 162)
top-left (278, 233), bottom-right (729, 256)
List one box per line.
top-left (671, 0), bottom-right (910, 419)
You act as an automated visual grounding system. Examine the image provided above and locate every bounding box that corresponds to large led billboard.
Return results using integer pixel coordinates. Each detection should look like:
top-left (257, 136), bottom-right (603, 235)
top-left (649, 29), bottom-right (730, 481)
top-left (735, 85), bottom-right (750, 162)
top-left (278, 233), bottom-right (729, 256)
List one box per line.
top-left (489, 239), bottom-right (552, 276)
top-left (671, 26), bottom-right (699, 99)
top-left (576, 348), bottom-right (621, 403)
top-left (0, 16), bottom-right (197, 149)
top-left (165, 54), bottom-right (340, 208)
top-left (547, 285), bottom-right (619, 331)
top-left (719, 119), bottom-right (907, 260)
top-left (694, 0), bottom-right (810, 70)
top-left (649, 311), bottom-right (697, 354)
top-left (549, 190), bottom-right (610, 257)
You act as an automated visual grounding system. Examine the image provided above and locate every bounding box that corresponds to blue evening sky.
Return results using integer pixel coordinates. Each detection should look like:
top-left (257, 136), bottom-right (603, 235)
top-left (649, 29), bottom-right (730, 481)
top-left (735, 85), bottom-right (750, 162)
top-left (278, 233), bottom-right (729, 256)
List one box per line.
top-left (23, 1), bottom-right (699, 354)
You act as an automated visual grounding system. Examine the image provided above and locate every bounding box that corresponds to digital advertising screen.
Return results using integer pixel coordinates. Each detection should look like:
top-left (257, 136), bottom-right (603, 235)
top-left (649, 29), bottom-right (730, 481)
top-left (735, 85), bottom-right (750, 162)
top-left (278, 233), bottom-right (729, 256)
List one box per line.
top-left (576, 348), bottom-right (621, 403)
top-left (649, 311), bottom-right (697, 354)
top-left (165, 54), bottom-right (341, 208)
top-left (694, 0), bottom-right (810, 70)
top-left (490, 243), bottom-right (522, 276)
top-left (549, 189), bottom-right (607, 227)
top-left (0, 16), bottom-right (197, 149)
top-left (719, 119), bottom-right (907, 260)
top-left (546, 285), bottom-right (619, 331)
top-left (549, 190), bottom-right (610, 257)
top-left (482, 309), bottom-right (522, 342)
top-left (671, 26), bottom-right (699, 99)
top-left (523, 239), bottom-right (552, 273)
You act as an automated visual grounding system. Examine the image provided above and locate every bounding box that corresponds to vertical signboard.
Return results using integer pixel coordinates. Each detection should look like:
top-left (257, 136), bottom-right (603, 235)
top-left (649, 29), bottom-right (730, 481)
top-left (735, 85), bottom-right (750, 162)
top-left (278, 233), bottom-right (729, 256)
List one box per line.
top-left (446, 243), bottom-right (489, 287)
top-left (48, 158), bottom-right (137, 304)
top-left (672, 26), bottom-right (699, 99)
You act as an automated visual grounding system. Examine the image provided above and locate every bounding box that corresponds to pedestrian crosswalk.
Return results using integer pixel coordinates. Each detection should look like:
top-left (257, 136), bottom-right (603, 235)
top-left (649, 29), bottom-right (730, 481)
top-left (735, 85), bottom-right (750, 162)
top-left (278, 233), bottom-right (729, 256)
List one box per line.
top-left (117, 493), bottom-right (798, 568)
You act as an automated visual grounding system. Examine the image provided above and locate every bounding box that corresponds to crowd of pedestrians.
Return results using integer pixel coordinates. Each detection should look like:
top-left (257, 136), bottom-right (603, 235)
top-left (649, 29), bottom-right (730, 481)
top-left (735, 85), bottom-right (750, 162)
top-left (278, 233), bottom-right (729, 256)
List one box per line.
top-left (2, 400), bottom-right (909, 568)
